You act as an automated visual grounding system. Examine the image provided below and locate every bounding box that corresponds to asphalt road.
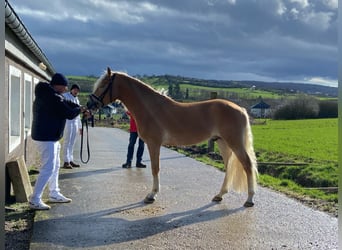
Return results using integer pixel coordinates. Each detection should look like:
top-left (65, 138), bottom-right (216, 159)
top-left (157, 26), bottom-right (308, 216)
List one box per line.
top-left (30, 127), bottom-right (338, 250)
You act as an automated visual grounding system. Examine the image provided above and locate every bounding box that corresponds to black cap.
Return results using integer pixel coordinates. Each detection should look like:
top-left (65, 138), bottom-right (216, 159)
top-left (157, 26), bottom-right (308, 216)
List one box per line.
top-left (50, 73), bottom-right (68, 86)
top-left (71, 84), bottom-right (80, 91)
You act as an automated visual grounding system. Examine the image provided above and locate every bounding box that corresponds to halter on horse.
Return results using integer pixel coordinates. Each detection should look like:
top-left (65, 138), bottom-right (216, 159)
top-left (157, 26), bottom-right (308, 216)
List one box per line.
top-left (88, 67), bottom-right (258, 207)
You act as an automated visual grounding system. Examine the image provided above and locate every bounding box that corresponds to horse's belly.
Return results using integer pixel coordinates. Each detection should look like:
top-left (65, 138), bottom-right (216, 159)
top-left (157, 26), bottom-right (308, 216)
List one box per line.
top-left (162, 130), bottom-right (212, 146)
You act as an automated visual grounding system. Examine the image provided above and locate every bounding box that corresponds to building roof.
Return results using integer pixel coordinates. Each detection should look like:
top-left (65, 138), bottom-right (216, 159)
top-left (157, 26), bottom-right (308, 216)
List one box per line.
top-left (5, 0), bottom-right (55, 76)
top-left (251, 100), bottom-right (270, 109)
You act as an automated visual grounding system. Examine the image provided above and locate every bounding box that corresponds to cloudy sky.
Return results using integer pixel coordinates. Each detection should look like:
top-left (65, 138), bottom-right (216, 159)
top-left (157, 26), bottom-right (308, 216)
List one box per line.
top-left (9, 0), bottom-right (338, 87)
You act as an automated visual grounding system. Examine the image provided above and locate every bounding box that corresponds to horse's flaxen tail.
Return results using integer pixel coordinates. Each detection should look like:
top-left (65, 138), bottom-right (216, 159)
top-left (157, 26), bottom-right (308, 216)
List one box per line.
top-left (244, 112), bottom-right (258, 190)
top-left (226, 109), bottom-right (258, 193)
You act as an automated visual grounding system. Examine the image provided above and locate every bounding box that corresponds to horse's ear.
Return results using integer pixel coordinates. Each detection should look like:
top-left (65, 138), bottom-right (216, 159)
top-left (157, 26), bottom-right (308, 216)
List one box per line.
top-left (107, 67), bottom-right (111, 76)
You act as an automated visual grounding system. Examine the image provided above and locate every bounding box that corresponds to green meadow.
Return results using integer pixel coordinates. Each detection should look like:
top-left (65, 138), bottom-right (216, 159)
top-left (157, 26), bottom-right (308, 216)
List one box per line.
top-left (252, 118), bottom-right (337, 162)
top-left (252, 119), bottom-right (338, 203)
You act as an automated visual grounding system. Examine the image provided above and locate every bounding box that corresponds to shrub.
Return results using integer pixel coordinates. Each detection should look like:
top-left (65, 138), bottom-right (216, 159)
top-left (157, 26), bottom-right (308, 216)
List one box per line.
top-left (318, 100), bottom-right (338, 118)
top-left (273, 95), bottom-right (318, 120)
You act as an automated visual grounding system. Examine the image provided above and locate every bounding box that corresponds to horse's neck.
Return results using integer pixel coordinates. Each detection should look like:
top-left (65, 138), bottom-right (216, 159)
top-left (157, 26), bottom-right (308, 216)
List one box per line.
top-left (118, 77), bottom-right (167, 119)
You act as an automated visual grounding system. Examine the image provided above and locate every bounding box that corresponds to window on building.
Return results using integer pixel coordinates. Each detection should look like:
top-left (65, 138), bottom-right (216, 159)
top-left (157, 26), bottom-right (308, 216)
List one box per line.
top-left (9, 65), bottom-right (22, 152)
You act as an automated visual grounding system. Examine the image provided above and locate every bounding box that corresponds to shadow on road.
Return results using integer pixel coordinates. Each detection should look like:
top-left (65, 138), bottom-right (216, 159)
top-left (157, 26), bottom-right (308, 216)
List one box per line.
top-left (58, 167), bottom-right (121, 180)
top-left (33, 201), bottom-right (246, 248)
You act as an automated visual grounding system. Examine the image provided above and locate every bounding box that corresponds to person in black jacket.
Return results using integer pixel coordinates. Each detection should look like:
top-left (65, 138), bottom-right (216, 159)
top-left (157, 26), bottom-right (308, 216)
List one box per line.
top-left (29, 73), bottom-right (87, 210)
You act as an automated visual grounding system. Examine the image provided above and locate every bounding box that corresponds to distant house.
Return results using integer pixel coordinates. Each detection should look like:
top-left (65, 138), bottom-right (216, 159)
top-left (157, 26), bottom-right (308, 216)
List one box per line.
top-left (251, 100), bottom-right (271, 118)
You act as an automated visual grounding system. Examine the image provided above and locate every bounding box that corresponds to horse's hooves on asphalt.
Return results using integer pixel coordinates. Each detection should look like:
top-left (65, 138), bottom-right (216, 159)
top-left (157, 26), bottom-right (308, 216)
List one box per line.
top-left (243, 201), bottom-right (254, 207)
top-left (144, 197), bottom-right (155, 204)
top-left (212, 196), bottom-right (222, 202)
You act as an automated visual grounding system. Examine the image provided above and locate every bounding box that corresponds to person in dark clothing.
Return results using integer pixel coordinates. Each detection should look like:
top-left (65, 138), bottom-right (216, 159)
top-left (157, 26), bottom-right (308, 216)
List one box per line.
top-left (29, 73), bottom-right (88, 210)
top-left (122, 111), bottom-right (146, 168)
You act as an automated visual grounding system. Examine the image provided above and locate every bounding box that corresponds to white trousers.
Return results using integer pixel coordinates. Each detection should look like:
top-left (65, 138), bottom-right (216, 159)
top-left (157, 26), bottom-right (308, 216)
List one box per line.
top-left (63, 120), bottom-right (78, 163)
top-left (30, 141), bottom-right (61, 202)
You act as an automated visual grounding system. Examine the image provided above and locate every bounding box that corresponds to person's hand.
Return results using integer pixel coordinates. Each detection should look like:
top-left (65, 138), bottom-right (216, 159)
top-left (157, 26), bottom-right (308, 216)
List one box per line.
top-left (82, 110), bottom-right (92, 119)
top-left (80, 106), bottom-right (91, 117)
top-left (80, 106), bottom-right (87, 113)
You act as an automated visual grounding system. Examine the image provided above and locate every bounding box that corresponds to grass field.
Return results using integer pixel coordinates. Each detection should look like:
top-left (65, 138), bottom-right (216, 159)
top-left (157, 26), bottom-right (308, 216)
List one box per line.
top-left (252, 118), bottom-right (337, 162)
top-left (251, 118), bottom-right (338, 205)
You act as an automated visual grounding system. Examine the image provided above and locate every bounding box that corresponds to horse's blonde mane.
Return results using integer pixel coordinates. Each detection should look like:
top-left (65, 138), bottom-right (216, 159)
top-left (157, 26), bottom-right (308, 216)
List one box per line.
top-left (131, 76), bottom-right (171, 99)
top-left (93, 70), bottom-right (126, 89)
top-left (94, 70), bottom-right (172, 100)
top-left (93, 72), bottom-right (106, 91)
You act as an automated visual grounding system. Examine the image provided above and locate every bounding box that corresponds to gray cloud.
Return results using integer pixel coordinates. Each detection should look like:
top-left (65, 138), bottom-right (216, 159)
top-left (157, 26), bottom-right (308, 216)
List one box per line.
top-left (10, 0), bottom-right (337, 86)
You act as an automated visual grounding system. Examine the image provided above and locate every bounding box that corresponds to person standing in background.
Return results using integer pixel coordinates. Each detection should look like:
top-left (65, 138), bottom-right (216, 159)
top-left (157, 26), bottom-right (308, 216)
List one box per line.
top-left (122, 111), bottom-right (146, 168)
top-left (62, 84), bottom-right (82, 169)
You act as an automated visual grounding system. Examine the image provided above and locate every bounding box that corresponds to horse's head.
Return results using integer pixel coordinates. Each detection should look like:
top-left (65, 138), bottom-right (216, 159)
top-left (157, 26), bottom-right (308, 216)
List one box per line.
top-left (87, 67), bottom-right (116, 111)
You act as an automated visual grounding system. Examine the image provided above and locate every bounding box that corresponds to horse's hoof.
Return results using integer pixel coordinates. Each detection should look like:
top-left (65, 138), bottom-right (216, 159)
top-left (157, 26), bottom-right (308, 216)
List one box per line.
top-left (144, 197), bottom-right (155, 204)
top-left (243, 201), bottom-right (254, 207)
top-left (212, 196), bottom-right (222, 202)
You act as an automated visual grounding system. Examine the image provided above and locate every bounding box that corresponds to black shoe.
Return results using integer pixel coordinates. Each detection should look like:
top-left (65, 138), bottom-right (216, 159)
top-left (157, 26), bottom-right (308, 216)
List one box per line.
top-left (122, 163), bottom-right (131, 168)
top-left (63, 162), bottom-right (73, 169)
top-left (136, 162), bottom-right (146, 168)
top-left (70, 161), bottom-right (80, 168)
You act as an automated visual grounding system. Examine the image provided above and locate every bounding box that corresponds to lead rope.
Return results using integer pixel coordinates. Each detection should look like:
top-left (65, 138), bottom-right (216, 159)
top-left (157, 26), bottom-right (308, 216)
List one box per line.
top-left (80, 117), bottom-right (91, 163)
top-left (80, 74), bottom-right (114, 163)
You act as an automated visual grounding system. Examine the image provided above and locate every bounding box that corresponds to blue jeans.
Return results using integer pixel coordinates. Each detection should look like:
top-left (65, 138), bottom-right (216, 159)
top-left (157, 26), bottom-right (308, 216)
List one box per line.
top-left (126, 132), bottom-right (144, 164)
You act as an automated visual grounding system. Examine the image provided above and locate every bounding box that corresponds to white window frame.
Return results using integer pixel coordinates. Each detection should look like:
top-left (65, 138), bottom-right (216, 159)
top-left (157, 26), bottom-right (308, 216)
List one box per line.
top-left (24, 73), bottom-right (33, 137)
top-left (33, 77), bottom-right (39, 100)
top-left (33, 77), bottom-right (39, 86)
top-left (9, 65), bottom-right (22, 152)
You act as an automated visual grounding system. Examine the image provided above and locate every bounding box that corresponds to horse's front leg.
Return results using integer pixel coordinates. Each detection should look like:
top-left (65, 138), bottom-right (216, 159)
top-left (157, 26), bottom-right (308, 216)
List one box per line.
top-left (144, 143), bottom-right (161, 204)
top-left (212, 139), bottom-right (232, 202)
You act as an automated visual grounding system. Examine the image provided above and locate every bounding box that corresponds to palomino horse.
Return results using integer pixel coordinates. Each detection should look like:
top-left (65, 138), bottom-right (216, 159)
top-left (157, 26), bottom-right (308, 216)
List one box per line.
top-left (88, 67), bottom-right (258, 207)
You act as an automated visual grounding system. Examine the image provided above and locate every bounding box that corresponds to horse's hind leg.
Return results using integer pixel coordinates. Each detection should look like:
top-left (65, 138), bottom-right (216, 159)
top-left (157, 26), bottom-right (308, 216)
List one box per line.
top-left (144, 143), bottom-right (161, 204)
top-left (212, 139), bottom-right (232, 202)
top-left (234, 149), bottom-right (255, 207)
